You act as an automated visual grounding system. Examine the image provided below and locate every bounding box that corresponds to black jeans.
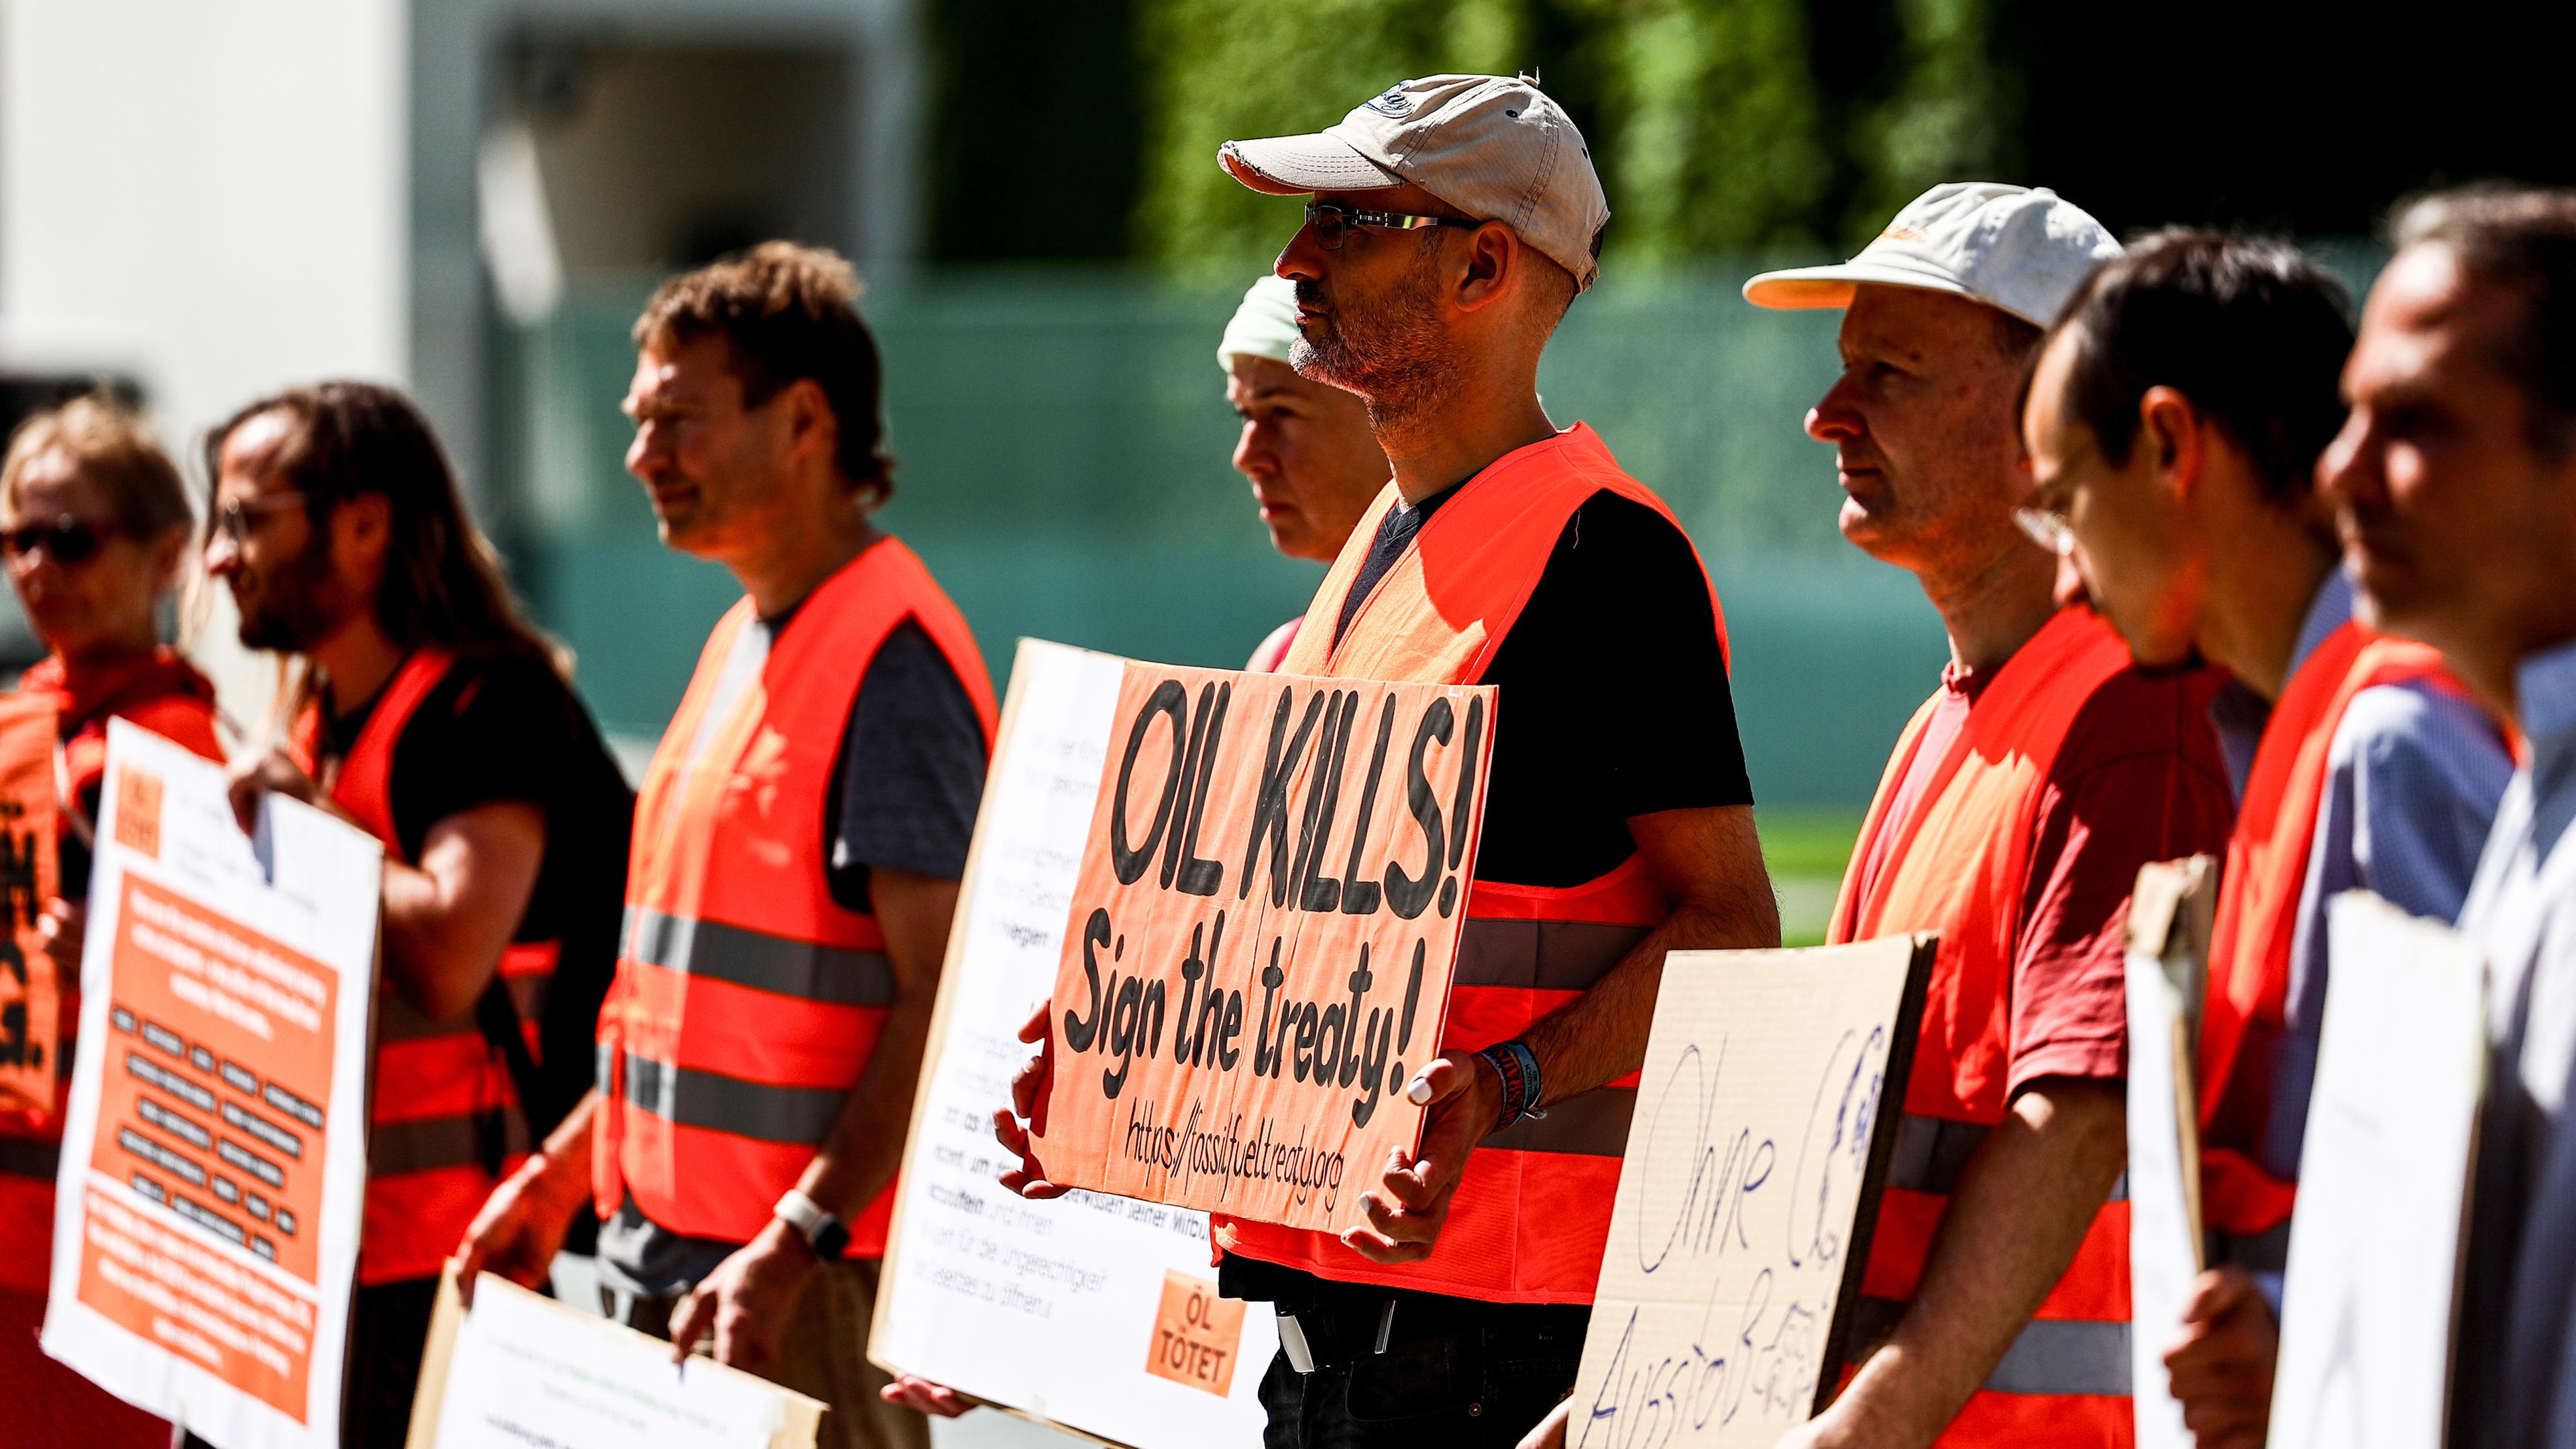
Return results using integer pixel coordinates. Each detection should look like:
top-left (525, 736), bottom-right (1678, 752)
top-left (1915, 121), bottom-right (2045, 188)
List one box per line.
top-left (1252, 1287), bottom-right (1587, 1449)
top-left (180, 1277), bottom-right (439, 1448)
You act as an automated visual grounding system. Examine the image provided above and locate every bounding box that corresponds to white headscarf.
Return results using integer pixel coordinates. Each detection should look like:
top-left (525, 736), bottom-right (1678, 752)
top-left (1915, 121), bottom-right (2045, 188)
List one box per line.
top-left (1217, 275), bottom-right (1301, 373)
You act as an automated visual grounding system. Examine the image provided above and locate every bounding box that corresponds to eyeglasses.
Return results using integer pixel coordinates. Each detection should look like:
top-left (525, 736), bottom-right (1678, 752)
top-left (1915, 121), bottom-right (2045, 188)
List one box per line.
top-left (0, 516), bottom-right (109, 566)
top-left (2015, 506), bottom-right (2076, 557)
top-left (1303, 202), bottom-right (1477, 252)
top-left (211, 492), bottom-right (309, 543)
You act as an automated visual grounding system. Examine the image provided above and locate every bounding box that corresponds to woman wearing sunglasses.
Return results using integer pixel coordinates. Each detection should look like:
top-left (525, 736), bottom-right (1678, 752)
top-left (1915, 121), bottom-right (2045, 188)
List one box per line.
top-left (0, 394), bottom-right (223, 1446)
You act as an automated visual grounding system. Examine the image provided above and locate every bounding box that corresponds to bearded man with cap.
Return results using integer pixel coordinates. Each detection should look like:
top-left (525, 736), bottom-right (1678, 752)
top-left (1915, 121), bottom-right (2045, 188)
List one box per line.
top-left (994, 74), bottom-right (1782, 1448)
top-left (1220, 274), bottom-right (1393, 668)
top-left (1743, 187), bottom-right (2237, 1449)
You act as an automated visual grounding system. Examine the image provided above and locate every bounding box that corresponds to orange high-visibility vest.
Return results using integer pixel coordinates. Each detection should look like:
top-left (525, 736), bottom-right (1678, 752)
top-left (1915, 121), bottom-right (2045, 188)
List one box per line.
top-left (1828, 607), bottom-right (2139, 1446)
top-left (593, 539), bottom-right (996, 1252)
top-left (2194, 623), bottom-right (2463, 1260)
top-left (0, 667), bottom-right (222, 1295)
top-left (1220, 423), bottom-right (1727, 1304)
top-left (293, 649), bottom-right (557, 1286)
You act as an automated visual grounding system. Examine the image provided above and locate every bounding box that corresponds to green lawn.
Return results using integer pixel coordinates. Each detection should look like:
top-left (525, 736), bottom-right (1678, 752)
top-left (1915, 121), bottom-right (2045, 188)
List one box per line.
top-left (1757, 808), bottom-right (1862, 949)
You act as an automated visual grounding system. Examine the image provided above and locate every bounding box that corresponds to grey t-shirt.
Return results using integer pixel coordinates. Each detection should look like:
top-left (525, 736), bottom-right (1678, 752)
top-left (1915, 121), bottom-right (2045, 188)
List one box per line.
top-left (596, 619), bottom-right (985, 1296)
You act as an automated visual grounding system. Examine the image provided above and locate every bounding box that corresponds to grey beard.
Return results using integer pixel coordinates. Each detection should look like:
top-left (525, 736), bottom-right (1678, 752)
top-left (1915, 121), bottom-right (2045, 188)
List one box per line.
top-left (1290, 243), bottom-right (1461, 439)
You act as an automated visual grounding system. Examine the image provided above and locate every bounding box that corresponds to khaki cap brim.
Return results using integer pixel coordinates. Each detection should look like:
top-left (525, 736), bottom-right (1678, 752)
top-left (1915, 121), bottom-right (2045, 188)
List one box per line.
top-left (1741, 257), bottom-right (1983, 314)
top-left (1219, 135), bottom-right (1403, 196)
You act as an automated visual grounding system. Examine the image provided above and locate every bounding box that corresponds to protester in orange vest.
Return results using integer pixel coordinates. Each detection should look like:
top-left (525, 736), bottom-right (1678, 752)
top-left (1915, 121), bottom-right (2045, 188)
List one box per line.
top-left (207, 382), bottom-right (632, 1446)
top-left (2021, 230), bottom-right (2512, 1448)
top-left (1220, 273), bottom-right (1392, 669)
top-left (0, 396), bottom-right (222, 1448)
top-left (451, 244), bottom-right (994, 1449)
top-left (993, 74), bottom-right (1782, 1448)
top-left (1726, 185), bottom-right (2239, 1449)
top-left (873, 270), bottom-right (1397, 1423)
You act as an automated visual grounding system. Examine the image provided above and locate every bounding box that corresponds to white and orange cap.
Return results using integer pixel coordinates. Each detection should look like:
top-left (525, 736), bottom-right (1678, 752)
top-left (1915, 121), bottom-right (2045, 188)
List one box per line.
top-left (1743, 182), bottom-right (2121, 327)
top-left (1219, 74), bottom-right (1611, 293)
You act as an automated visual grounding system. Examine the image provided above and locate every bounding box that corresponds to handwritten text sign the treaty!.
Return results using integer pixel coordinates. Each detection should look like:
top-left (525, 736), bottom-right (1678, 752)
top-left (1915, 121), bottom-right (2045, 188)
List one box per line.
top-left (1034, 662), bottom-right (1495, 1234)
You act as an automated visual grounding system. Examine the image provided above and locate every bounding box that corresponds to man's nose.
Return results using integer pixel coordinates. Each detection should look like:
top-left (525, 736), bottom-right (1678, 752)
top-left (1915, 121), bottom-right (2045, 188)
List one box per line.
top-left (1806, 379), bottom-right (1863, 444)
top-left (1275, 225), bottom-right (1327, 286)
top-left (203, 532), bottom-right (240, 577)
top-left (1231, 421), bottom-right (1267, 480)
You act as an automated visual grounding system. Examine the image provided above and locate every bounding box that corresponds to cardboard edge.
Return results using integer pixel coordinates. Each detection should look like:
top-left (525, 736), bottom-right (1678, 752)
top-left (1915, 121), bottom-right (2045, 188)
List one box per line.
top-left (1811, 930), bottom-right (1939, 1415)
top-left (868, 636), bottom-right (1052, 1373)
top-left (400, 1264), bottom-right (468, 1449)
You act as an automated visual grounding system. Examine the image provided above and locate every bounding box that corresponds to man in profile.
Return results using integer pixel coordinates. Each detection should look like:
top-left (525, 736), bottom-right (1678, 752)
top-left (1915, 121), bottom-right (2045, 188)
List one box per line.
top-left (999, 73), bottom-right (1781, 1448)
top-left (2316, 186), bottom-right (2576, 1449)
top-left (211, 382), bottom-right (631, 1444)
top-left (455, 244), bottom-right (994, 1449)
top-left (2019, 229), bottom-right (2507, 1446)
top-left (1737, 185), bottom-right (2235, 1448)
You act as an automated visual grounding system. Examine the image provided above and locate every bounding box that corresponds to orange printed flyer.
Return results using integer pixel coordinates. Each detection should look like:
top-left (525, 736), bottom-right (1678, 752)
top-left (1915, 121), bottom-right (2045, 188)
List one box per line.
top-left (41, 719), bottom-right (382, 1449)
top-left (1032, 661), bottom-right (1493, 1234)
top-left (0, 693), bottom-right (60, 1117)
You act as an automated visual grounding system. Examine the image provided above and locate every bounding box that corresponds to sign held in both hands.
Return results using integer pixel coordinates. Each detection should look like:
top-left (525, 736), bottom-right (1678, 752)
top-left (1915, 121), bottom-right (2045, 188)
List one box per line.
top-left (1033, 659), bottom-right (1495, 1234)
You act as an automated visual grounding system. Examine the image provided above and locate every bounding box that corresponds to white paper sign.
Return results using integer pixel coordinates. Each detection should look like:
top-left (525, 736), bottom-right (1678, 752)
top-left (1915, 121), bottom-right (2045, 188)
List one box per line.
top-left (871, 639), bottom-right (1275, 1446)
top-left (426, 1275), bottom-right (810, 1449)
top-left (42, 720), bottom-right (382, 1449)
top-left (2125, 857), bottom-right (2215, 1449)
top-left (2267, 892), bottom-right (2484, 1449)
top-left (1564, 936), bottom-right (1933, 1448)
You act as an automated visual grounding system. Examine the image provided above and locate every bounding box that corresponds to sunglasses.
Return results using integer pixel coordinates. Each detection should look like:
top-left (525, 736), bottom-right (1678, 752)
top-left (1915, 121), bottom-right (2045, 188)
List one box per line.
top-left (0, 516), bottom-right (111, 566)
top-left (1303, 202), bottom-right (1477, 252)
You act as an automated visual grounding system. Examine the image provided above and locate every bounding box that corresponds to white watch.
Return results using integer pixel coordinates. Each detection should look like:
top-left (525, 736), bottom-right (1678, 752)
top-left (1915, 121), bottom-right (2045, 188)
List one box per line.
top-left (774, 1188), bottom-right (849, 1258)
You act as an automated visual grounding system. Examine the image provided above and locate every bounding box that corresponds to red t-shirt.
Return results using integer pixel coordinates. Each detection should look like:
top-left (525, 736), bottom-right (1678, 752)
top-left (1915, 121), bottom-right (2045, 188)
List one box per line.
top-left (1858, 657), bottom-right (2236, 1095)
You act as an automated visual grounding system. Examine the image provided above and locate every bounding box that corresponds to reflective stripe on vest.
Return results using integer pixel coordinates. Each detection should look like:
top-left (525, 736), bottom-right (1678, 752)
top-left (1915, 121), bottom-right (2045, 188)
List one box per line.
top-left (594, 537), bottom-right (997, 1251)
top-left (2196, 625), bottom-right (2464, 1247)
top-left (293, 649), bottom-right (537, 1285)
top-left (1222, 424), bottom-right (1727, 1304)
top-left (1829, 608), bottom-right (2141, 1429)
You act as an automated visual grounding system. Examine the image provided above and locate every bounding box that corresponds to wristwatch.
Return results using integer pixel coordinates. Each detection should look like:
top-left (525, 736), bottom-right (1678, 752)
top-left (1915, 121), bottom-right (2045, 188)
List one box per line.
top-left (773, 1189), bottom-right (851, 1260)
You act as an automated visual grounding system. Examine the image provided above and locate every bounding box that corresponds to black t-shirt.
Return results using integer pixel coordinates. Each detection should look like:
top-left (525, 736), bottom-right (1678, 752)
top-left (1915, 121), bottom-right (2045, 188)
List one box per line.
top-left (1225, 485), bottom-right (1752, 1309)
top-left (1336, 485), bottom-right (1753, 887)
top-left (319, 651), bottom-right (633, 1138)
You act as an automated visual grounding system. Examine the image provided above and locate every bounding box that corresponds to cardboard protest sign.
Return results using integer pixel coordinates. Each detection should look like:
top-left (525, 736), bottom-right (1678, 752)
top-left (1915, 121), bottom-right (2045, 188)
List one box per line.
top-left (2268, 892), bottom-right (2483, 1449)
top-left (2124, 856), bottom-right (2216, 1449)
top-left (873, 640), bottom-right (1275, 1448)
top-left (0, 694), bottom-right (60, 1116)
top-left (1031, 657), bottom-right (1493, 1234)
top-left (407, 1270), bottom-right (822, 1449)
top-left (42, 720), bottom-right (380, 1449)
top-left (1565, 935), bottom-right (1933, 1447)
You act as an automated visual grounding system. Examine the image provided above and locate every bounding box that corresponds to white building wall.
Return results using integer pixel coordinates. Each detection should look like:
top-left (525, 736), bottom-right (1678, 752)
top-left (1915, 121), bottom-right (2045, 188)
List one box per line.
top-left (0, 0), bottom-right (410, 730)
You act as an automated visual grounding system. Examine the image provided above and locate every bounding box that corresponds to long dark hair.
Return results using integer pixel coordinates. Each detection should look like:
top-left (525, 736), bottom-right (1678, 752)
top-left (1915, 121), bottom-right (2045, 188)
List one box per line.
top-left (204, 382), bottom-right (561, 676)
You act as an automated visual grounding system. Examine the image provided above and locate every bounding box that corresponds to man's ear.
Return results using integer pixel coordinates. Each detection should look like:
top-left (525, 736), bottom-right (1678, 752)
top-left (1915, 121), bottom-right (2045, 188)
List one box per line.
top-left (781, 377), bottom-right (842, 471)
top-left (1453, 223), bottom-right (1517, 315)
top-left (2139, 385), bottom-right (2204, 500)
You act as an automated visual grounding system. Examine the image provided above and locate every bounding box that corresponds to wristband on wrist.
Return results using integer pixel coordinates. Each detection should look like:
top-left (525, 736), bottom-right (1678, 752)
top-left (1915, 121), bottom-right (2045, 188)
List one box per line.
top-left (774, 1188), bottom-right (851, 1260)
top-left (1478, 1040), bottom-right (1546, 1130)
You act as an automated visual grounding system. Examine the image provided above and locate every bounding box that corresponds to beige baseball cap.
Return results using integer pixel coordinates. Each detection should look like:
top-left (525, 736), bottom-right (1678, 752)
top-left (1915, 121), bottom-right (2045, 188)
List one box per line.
top-left (1219, 74), bottom-right (1611, 292)
top-left (1743, 182), bottom-right (2121, 327)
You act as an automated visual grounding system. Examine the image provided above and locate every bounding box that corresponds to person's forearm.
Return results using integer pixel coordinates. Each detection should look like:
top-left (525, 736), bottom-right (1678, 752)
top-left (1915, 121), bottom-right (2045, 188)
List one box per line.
top-left (380, 859), bottom-right (507, 1020)
top-left (797, 995), bottom-right (937, 1221)
top-left (506, 1089), bottom-right (600, 1211)
top-left (1825, 1079), bottom-right (2125, 1447)
top-left (1522, 888), bottom-right (1781, 1105)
